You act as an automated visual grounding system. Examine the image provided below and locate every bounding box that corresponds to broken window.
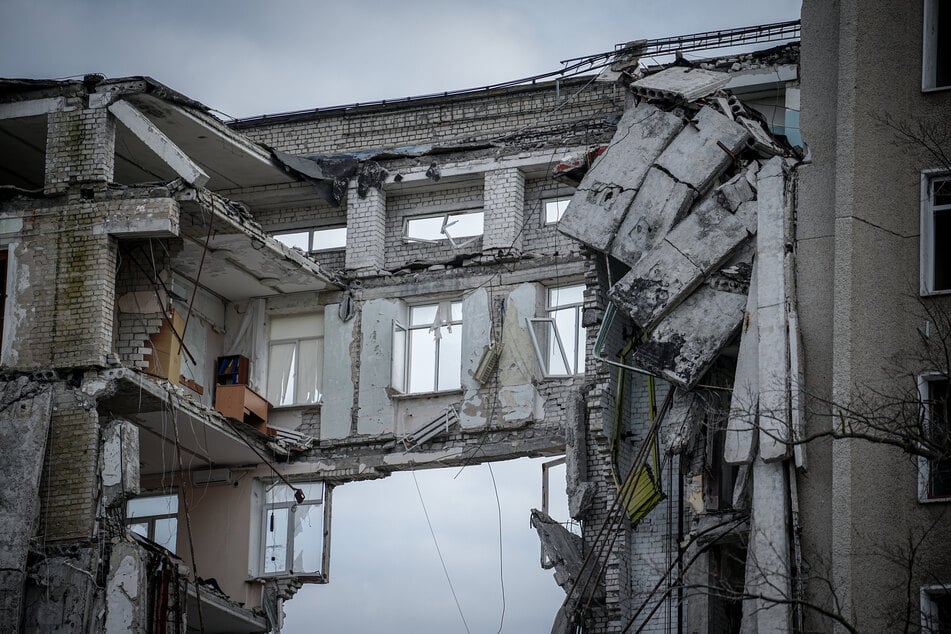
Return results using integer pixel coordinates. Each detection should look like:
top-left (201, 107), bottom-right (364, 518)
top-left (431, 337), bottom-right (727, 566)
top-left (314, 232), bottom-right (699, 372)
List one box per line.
top-left (267, 313), bottom-right (323, 406)
top-left (528, 284), bottom-right (586, 377)
top-left (404, 210), bottom-right (484, 247)
top-left (923, 174), bottom-right (951, 294)
top-left (127, 493), bottom-right (178, 554)
top-left (922, 375), bottom-right (951, 499)
top-left (923, 0), bottom-right (951, 90)
top-left (274, 226), bottom-right (348, 252)
top-left (262, 482), bottom-right (329, 577)
top-left (544, 198), bottom-right (571, 225)
top-left (392, 301), bottom-right (462, 394)
top-left (921, 585), bottom-right (951, 633)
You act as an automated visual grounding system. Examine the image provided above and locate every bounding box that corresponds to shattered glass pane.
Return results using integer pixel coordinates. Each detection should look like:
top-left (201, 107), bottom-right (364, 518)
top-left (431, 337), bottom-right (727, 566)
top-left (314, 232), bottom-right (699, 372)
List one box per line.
top-left (265, 507), bottom-right (289, 574)
top-left (292, 503), bottom-right (324, 574)
top-left (405, 211), bottom-right (483, 243)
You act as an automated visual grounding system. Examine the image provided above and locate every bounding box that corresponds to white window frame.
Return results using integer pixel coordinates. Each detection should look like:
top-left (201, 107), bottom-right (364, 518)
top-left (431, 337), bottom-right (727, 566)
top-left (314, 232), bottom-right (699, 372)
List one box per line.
top-left (391, 300), bottom-right (463, 394)
top-left (127, 492), bottom-right (178, 554)
top-left (403, 209), bottom-right (484, 247)
top-left (260, 481), bottom-right (332, 580)
top-left (267, 314), bottom-right (324, 407)
top-left (921, 171), bottom-right (951, 296)
top-left (274, 226), bottom-right (347, 253)
top-left (923, 0), bottom-right (951, 91)
top-left (918, 373), bottom-right (951, 502)
top-left (543, 197), bottom-right (571, 225)
top-left (527, 284), bottom-right (586, 378)
top-left (922, 584), bottom-right (951, 632)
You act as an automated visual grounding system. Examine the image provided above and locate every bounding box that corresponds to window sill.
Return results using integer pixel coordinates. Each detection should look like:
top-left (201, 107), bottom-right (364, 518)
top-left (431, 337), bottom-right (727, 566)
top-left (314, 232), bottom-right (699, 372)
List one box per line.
top-left (389, 388), bottom-right (464, 401)
top-left (542, 373), bottom-right (583, 381)
top-left (919, 494), bottom-right (951, 504)
top-left (922, 85), bottom-right (951, 94)
top-left (269, 402), bottom-right (322, 411)
top-left (921, 288), bottom-right (951, 298)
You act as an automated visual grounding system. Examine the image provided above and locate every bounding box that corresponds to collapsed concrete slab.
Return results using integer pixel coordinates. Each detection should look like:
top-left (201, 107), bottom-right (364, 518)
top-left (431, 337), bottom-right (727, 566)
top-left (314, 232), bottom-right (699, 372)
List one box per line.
top-left (558, 102), bottom-right (684, 252)
top-left (609, 191), bottom-right (750, 331)
top-left (629, 247), bottom-right (751, 389)
top-left (629, 67), bottom-right (731, 102)
top-left (724, 265), bottom-right (760, 465)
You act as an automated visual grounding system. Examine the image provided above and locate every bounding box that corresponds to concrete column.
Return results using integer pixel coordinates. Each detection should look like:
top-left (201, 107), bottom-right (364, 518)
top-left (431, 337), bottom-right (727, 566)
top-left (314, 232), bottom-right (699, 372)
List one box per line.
top-left (44, 105), bottom-right (115, 195)
top-left (483, 168), bottom-right (525, 253)
top-left (0, 378), bottom-right (53, 628)
top-left (345, 182), bottom-right (386, 276)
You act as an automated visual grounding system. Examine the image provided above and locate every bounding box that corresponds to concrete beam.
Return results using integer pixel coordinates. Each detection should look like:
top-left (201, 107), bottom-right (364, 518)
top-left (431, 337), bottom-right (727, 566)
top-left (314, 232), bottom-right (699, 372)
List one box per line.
top-left (108, 99), bottom-right (210, 187)
top-left (725, 265), bottom-right (759, 465)
top-left (558, 102), bottom-right (684, 252)
top-left (755, 158), bottom-right (790, 462)
top-left (321, 303), bottom-right (356, 441)
top-left (0, 96), bottom-right (69, 120)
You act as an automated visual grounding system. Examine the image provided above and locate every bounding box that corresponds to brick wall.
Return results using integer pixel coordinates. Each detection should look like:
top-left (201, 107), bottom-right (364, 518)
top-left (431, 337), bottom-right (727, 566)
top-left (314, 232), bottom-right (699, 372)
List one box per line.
top-left (483, 168), bottom-right (525, 253)
top-left (235, 79), bottom-right (623, 156)
top-left (345, 183), bottom-right (386, 275)
top-left (38, 385), bottom-right (100, 542)
top-left (45, 105), bottom-right (115, 195)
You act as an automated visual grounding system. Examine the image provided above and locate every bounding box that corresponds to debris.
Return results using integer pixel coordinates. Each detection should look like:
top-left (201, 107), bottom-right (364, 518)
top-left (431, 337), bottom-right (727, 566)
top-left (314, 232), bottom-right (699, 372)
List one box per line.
top-left (629, 67), bottom-right (731, 102)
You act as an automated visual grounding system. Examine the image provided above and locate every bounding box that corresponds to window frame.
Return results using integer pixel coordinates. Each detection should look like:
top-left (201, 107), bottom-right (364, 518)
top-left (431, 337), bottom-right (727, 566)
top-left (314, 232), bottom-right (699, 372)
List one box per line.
top-left (260, 481), bottom-right (331, 579)
top-left (923, 0), bottom-right (951, 92)
top-left (918, 373), bottom-right (951, 502)
top-left (543, 197), bottom-right (571, 225)
top-left (921, 171), bottom-right (951, 296)
top-left (274, 225), bottom-right (348, 253)
top-left (126, 492), bottom-right (179, 554)
top-left (922, 584), bottom-right (951, 632)
top-left (267, 314), bottom-right (324, 408)
top-left (402, 209), bottom-right (484, 247)
top-left (527, 284), bottom-right (586, 378)
top-left (391, 300), bottom-right (463, 395)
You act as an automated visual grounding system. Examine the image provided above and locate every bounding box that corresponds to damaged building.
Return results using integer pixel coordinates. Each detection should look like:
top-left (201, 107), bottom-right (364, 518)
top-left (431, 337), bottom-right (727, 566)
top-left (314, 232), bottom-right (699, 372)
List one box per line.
top-left (1, 5), bottom-right (949, 634)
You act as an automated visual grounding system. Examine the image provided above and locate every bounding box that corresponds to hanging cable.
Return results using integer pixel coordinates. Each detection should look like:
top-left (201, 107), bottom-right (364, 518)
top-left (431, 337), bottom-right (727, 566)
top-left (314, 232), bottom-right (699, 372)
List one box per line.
top-left (411, 469), bottom-right (472, 634)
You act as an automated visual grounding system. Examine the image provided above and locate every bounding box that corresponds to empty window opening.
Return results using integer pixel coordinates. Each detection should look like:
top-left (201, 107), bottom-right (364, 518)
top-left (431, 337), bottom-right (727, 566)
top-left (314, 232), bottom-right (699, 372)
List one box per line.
top-left (528, 284), bottom-right (586, 377)
top-left (923, 174), bottom-right (951, 294)
top-left (923, 375), bottom-right (951, 499)
top-left (267, 313), bottom-right (323, 406)
top-left (924, 0), bottom-right (951, 90)
top-left (274, 226), bottom-right (348, 253)
top-left (280, 458), bottom-right (566, 633)
top-left (127, 493), bottom-right (178, 554)
top-left (922, 585), bottom-right (951, 633)
top-left (544, 198), bottom-right (571, 225)
top-left (262, 482), bottom-right (329, 577)
top-left (393, 301), bottom-right (462, 394)
top-left (404, 210), bottom-right (484, 247)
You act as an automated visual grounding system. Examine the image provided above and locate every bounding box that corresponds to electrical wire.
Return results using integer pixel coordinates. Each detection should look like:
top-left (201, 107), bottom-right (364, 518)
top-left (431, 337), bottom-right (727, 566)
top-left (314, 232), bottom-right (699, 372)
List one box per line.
top-left (411, 469), bottom-right (472, 634)
top-left (486, 461), bottom-right (506, 634)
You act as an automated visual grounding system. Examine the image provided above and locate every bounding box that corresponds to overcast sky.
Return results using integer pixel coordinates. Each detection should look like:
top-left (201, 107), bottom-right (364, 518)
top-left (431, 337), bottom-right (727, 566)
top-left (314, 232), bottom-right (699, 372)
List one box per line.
top-left (0, 2), bottom-right (801, 632)
top-left (1, 0), bottom-right (800, 119)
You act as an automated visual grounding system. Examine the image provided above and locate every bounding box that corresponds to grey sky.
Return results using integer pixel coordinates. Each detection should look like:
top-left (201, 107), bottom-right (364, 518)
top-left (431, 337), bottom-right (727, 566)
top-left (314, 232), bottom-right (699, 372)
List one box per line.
top-left (0, 2), bottom-right (801, 631)
top-left (1, 0), bottom-right (800, 118)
